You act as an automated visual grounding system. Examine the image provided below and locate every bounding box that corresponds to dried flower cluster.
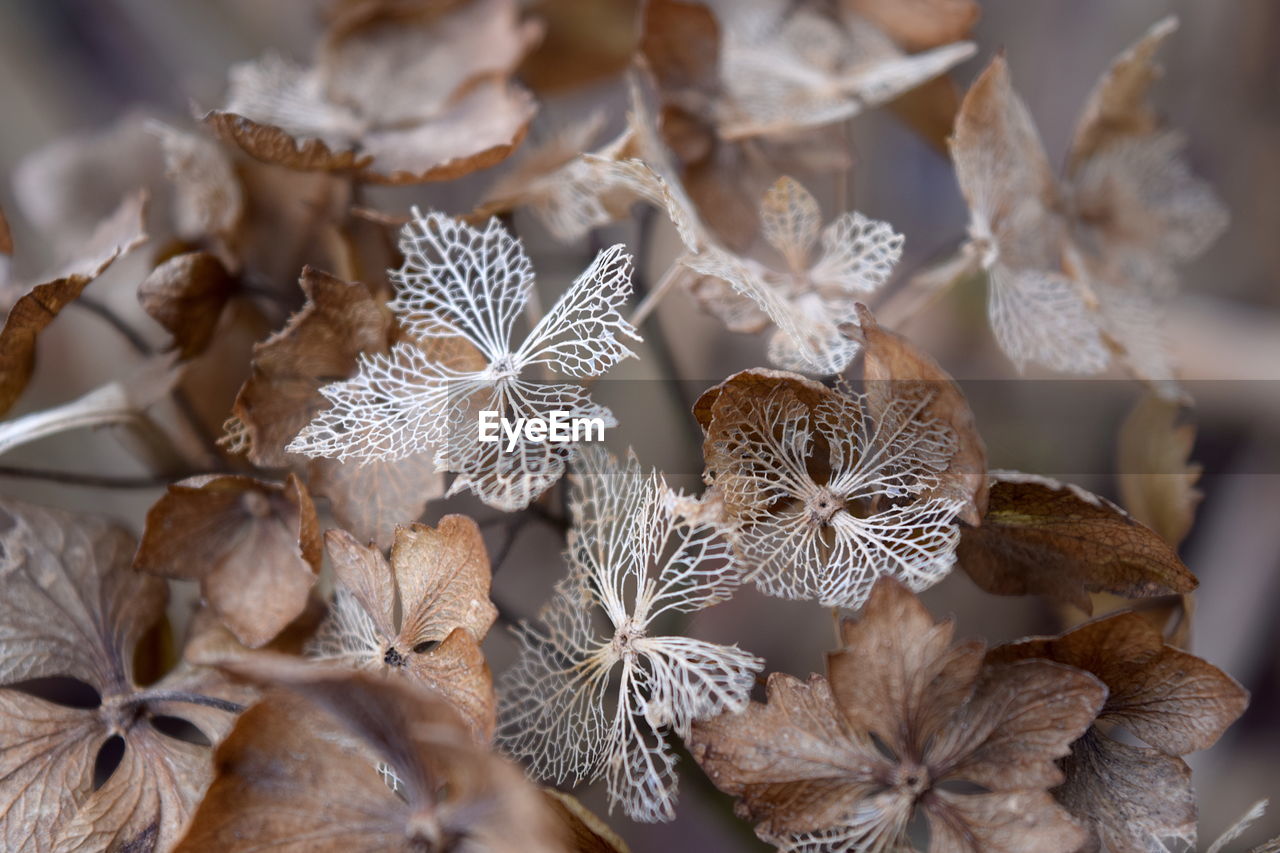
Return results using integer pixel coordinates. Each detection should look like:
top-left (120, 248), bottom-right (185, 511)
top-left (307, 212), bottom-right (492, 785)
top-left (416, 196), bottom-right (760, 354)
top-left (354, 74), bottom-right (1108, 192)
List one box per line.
top-left (0, 1), bottom-right (1271, 852)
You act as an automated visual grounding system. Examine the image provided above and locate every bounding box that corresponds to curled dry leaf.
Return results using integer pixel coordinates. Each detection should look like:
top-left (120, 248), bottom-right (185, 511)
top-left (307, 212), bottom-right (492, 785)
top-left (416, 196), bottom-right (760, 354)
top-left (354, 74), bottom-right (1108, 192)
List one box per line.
top-left (685, 176), bottom-right (904, 375)
top-left (307, 515), bottom-right (498, 740)
top-left (499, 446), bottom-right (763, 822)
top-left (856, 303), bottom-right (989, 524)
top-left (1117, 392), bottom-right (1203, 547)
top-left (205, 0), bottom-right (540, 184)
top-left (956, 470), bottom-right (1198, 613)
top-left (950, 20), bottom-right (1228, 391)
top-left (0, 497), bottom-right (249, 853)
top-left (0, 191), bottom-right (147, 416)
top-left (133, 473), bottom-right (322, 648)
top-left (689, 577), bottom-right (1107, 852)
top-left (288, 210), bottom-right (640, 511)
top-left (137, 250), bottom-right (237, 359)
top-left (989, 611), bottom-right (1250, 853)
top-left (696, 368), bottom-right (965, 608)
top-left (174, 663), bottom-right (568, 853)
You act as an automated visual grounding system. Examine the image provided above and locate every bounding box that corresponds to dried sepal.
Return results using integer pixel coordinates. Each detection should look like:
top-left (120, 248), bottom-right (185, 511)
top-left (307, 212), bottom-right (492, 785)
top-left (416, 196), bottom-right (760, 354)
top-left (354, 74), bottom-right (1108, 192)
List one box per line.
top-left (689, 577), bottom-right (1105, 852)
top-left (956, 470), bottom-right (1198, 613)
top-left (697, 369), bottom-right (964, 608)
top-left (857, 304), bottom-right (989, 524)
top-left (685, 177), bottom-right (903, 375)
top-left (174, 663), bottom-right (566, 852)
top-left (0, 498), bottom-right (248, 852)
top-left (134, 473), bottom-right (322, 648)
top-left (1117, 392), bottom-right (1203, 547)
top-left (307, 516), bottom-right (498, 740)
top-left (205, 0), bottom-right (540, 184)
top-left (989, 611), bottom-right (1249, 852)
top-left (137, 250), bottom-right (236, 359)
top-left (290, 210), bottom-right (640, 511)
top-left (499, 446), bottom-right (762, 822)
top-left (0, 191), bottom-right (147, 415)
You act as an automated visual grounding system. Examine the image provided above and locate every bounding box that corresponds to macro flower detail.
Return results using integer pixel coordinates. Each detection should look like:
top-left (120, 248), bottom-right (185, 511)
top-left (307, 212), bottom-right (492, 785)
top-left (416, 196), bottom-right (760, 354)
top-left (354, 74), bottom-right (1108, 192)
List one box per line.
top-left (686, 176), bottom-right (904, 375)
top-left (690, 577), bottom-right (1108, 853)
top-left (288, 209), bottom-right (641, 511)
top-left (949, 17), bottom-right (1228, 388)
top-left (306, 515), bottom-right (499, 740)
top-left (697, 369), bottom-right (964, 608)
top-left (499, 447), bottom-right (763, 822)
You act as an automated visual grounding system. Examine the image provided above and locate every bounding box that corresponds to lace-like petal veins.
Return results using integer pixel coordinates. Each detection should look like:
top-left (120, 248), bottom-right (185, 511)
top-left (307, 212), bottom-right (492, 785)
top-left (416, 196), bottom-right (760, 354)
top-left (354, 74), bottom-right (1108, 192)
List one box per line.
top-left (286, 342), bottom-right (460, 462)
top-left (809, 212), bottom-right (904, 295)
top-left (501, 447), bottom-right (761, 822)
top-left (988, 266), bottom-right (1110, 374)
top-left (390, 211), bottom-right (533, 356)
top-left (761, 177), bottom-right (821, 273)
top-left (515, 244), bottom-right (640, 376)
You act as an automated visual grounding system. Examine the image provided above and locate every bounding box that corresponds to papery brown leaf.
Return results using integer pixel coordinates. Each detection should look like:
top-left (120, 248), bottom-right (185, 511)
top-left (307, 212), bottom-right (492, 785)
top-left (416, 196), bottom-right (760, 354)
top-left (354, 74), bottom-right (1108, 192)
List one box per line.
top-left (137, 250), bottom-right (237, 359)
top-left (689, 577), bottom-right (1103, 851)
top-left (174, 664), bottom-right (566, 852)
top-left (857, 304), bottom-right (989, 524)
top-left (0, 191), bottom-right (147, 416)
top-left (0, 497), bottom-right (247, 853)
top-left (543, 790), bottom-right (631, 853)
top-left (206, 0), bottom-right (540, 184)
top-left (845, 0), bottom-right (980, 51)
top-left (1117, 392), bottom-right (1202, 547)
top-left (230, 266), bottom-right (394, 467)
top-left (957, 471), bottom-right (1198, 612)
top-left (307, 516), bottom-right (498, 740)
top-left (989, 611), bottom-right (1249, 852)
top-left (134, 473), bottom-right (322, 648)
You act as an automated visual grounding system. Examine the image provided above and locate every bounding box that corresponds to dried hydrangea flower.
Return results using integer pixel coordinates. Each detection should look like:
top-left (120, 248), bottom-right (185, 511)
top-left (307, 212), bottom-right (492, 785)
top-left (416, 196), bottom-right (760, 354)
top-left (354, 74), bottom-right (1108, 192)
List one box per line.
top-left (686, 176), bottom-right (904, 375)
top-left (950, 17), bottom-right (1228, 390)
top-left (306, 516), bottom-right (498, 740)
top-left (499, 446), bottom-right (763, 822)
top-left (689, 577), bottom-right (1107, 853)
top-left (709, 0), bottom-right (976, 141)
top-left (696, 369), bottom-right (964, 608)
top-left (205, 0), bottom-right (540, 184)
top-left (289, 209), bottom-right (640, 511)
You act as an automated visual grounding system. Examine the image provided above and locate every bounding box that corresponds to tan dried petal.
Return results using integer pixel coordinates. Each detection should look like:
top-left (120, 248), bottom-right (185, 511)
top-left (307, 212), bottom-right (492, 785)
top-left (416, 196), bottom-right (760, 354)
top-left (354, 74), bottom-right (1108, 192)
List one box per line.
top-left (844, 0), bottom-right (980, 51)
top-left (0, 206), bottom-right (11, 259)
top-left (153, 121), bottom-right (244, 241)
top-left (137, 250), bottom-right (237, 359)
top-left (0, 192), bottom-right (147, 415)
top-left (308, 453), bottom-right (443, 550)
top-left (957, 471), bottom-right (1198, 612)
top-left (174, 666), bottom-right (565, 852)
top-left (1117, 392), bottom-right (1202, 547)
top-left (542, 789), bottom-right (632, 853)
top-left (857, 304), bottom-right (989, 524)
top-left (134, 473), bottom-right (322, 648)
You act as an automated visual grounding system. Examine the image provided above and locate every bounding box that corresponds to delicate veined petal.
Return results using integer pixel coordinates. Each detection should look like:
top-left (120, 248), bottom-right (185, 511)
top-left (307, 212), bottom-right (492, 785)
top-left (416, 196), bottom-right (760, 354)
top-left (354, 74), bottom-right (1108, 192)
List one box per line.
top-left (390, 210), bottom-right (533, 359)
top-left (761, 177), bottom-right (821, 273)
top-left (809, 212), bottom-right (903, 295)
top-left (499, 447), bottom-right (762, 822)
top-left (306, 587), bottom-right (382, 665)
top-left (988, 265), bottom-right (1110, 375)
top-left (514, 243), bottom-right (640, 377)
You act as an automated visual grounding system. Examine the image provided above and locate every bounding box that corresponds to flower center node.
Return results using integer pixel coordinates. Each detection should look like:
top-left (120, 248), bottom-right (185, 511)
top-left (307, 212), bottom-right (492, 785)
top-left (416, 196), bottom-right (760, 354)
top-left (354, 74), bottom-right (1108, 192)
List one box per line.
top-left (807, 487), bottom-right (844, 525)
top-left (892, 763), bottom-right (931, 798)
top-left (611, 618), bottom-right (646, 661)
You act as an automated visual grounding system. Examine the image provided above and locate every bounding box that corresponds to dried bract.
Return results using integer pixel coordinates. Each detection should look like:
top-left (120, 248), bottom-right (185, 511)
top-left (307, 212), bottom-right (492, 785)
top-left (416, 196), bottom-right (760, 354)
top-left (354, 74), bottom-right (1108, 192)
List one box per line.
top-left (289, 210), bottom-right (641, 511)
top-left (307, 515), bottom-right (498, 740)
top-left (134, 473), bottom-right (322, 648)
top-left (499, 447), bottom-right (762, 821)
top-left (697, 369), bottom-right (964, 608)
top-left (689, 577), bottom-right (1106, 852)
top-left (0, 498), bottom-right (246, 852)
top-left (989, 612), bottom-right (1249, 852)
top-left (137, 250), bottom-right (237, 359)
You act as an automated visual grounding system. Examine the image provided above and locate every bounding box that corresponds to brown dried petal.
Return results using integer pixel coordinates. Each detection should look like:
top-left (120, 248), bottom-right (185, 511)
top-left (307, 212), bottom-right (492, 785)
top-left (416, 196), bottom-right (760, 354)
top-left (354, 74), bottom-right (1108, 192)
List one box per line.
top-left (175, 665), bottom-right (563, 852)
top-left (154, 122), bottom-right (244, 242)
top-left (309, 453), bottom-right (443, 550)
top-left (844, 0), bottom-right (980, 52)
top-left (640, 0), bottom-right (721, 106)
top-left (134, 473), bottom-right (322, 648)
top-left (1117, 392), bottom-right (1202, 547)
top-left (393, 515), bottom-right (498, 646)
top-left (202, 109), bottom-right (373, 174)
top-left (230, 266), bottom-right (393, 467)
top-left (542, 789), bottom-right (632, 853)
top-left (693, 368), bottom-right (830, 435)
top-left (957, 471), bottom-right (1198, 612)
top-left (0, 191), bottom-right (147, 415)
top-left (857, 304), bottom-right (989, 524)
top-left (0, 206), bottom-right (11, 259)
top-left (927, 789), bottom-right (1087, 853)
top-left (138, 250), bottom-right (237, 359)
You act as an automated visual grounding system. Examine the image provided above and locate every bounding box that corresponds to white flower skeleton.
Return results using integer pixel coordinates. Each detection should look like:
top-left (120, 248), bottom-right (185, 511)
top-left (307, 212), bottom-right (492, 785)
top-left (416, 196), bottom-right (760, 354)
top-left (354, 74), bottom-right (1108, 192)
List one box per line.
top-left (288, 209), bottom-right (641, 511)
top-left (498, 446), bottom-right (763, 822)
